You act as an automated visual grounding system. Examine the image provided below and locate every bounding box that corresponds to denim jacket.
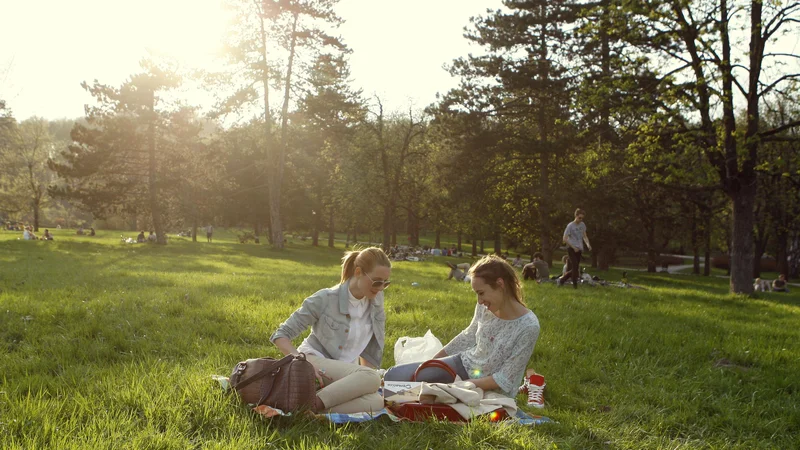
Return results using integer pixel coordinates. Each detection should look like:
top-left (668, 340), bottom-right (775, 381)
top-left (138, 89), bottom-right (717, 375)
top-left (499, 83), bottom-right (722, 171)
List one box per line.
top-left (270, 279), bottom-right (386, 368)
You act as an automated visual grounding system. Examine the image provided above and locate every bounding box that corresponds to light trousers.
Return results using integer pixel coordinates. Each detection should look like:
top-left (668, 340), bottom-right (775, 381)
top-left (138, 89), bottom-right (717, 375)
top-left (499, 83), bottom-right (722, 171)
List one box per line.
top-left (306, 355), bottom-right (383, 414)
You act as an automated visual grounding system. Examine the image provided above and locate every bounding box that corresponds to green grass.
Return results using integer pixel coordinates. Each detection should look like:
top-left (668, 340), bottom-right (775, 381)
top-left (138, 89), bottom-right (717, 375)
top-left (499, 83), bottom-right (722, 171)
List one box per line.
top-left (1, 229), bottom-right (798, 449)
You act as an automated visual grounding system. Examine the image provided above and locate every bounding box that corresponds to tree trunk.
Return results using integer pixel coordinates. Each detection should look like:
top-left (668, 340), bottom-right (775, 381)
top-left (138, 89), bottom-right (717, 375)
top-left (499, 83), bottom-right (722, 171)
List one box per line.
top-left (598, 246), bottom-right (612, 271)
top-left (753, 233), bottom-right (769, 278)
top-left (33, 202), bottom-right (40, 232)
top-left (146, 88), bottom-right (166, 245)
top-left (472, 239), bottom-right (477, 257)
top-left (435, 230), bottom-right (441, 249)
top-left (192, 217), bottom-right (197, 243)
top-left (406, 209), bottom-right (419, 247)
top-left (457, 231), bottom-right (463, 252)
top-left (312, 207), bottom-right (320, 247)
top-left (729, 187), bottom-right (756, 294)
top-left (646, 228), bottom-right (656, 273)
top-left (327, 207), bottom-right (335, 248)
top-left (776, 229), bottom-right (789, 279)
top-left (704, 214), bottom-right (712, 276)
top-left (269, 11), bottom-right (299, 250)
top-left (480, 239), bottom-right (484, 254)
top-left (691, 212), bottom-right (700, 274)
top-left (494, 232), bottom-right (501, 256)
top-left (382, 204), bottom-right (392, 250)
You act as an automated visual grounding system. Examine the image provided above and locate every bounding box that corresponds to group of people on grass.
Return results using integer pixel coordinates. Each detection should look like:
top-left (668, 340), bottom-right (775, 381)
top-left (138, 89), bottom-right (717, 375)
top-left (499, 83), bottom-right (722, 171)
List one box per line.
top-left (135, 231), bottom-right (157, 243)
top-left (21, 226), bottom-right (53, 241)
top-left (75, 226), bottom-right (96, 236)
top-left (754, 274), bottom-right (790, 293)
top-left (271, 247), bottom-right (543, 413)
top-left (18, 225), bottom-right (100, 241)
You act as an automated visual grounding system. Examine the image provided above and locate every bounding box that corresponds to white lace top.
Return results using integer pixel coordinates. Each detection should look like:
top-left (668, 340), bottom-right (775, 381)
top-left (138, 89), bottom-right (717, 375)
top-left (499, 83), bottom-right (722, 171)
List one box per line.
top-left (442, 303), bottom-right (540, 397)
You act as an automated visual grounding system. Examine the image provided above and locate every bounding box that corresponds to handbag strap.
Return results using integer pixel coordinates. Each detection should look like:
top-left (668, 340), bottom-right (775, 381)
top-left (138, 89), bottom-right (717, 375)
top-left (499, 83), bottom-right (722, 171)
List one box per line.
top-left (412, 359), bottom-right (458, 382)
top-left (233, 354), bottom-right (298, 391)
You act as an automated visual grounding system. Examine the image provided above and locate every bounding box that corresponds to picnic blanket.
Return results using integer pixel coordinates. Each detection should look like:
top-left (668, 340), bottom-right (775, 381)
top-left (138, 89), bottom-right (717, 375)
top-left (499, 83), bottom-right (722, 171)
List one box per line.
top-left (212, 375), bottom-right (553, 425)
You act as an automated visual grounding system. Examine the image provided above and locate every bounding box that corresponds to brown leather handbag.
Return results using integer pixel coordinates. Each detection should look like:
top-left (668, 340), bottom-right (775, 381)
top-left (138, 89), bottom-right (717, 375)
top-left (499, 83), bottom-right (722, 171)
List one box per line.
top-left (229, 353), bottom-right (316, 411)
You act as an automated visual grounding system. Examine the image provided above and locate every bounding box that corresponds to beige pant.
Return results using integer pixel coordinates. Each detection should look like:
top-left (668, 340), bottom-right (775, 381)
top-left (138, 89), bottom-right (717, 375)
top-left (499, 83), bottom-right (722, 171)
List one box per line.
top-left (307, 355), bottom-right (383, 414)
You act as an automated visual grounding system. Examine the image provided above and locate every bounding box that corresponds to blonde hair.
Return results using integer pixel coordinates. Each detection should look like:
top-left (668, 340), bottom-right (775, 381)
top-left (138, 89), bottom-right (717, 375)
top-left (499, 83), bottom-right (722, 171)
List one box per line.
top-left (340, 246), bottom-right (392, 283)
top-left (469, 255), bottom-right (525, 306)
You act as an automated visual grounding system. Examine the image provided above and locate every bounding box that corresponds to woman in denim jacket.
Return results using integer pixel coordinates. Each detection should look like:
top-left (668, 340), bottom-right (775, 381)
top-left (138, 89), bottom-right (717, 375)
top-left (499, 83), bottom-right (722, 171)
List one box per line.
top-left (271, 247), bottom-right (391, 413)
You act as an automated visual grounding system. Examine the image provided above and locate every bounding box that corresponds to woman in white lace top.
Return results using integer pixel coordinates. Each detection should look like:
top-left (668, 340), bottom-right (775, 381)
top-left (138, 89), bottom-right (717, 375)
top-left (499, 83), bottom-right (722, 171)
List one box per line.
top-left (385, 255), bottom-right (539, 398)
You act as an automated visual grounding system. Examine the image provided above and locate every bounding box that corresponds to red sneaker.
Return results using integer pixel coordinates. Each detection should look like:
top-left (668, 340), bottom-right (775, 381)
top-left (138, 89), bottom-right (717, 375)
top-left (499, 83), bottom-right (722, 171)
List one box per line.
top-left (525, 373), bottom-right (546, 408)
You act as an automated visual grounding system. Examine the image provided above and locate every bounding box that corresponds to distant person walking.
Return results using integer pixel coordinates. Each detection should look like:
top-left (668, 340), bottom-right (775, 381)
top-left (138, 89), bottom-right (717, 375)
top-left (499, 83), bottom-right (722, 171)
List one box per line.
top-left (559, 208), bottom-right (592, 289)
top-left (206, 224), bottom-right (213, 243)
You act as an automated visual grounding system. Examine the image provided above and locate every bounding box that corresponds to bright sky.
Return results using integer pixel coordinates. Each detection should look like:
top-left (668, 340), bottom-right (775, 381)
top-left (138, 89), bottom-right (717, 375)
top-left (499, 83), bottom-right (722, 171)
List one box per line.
top-left (0, 0), bottom-right (498, 120)
top-left (2, 1), bottom-right (797, 121)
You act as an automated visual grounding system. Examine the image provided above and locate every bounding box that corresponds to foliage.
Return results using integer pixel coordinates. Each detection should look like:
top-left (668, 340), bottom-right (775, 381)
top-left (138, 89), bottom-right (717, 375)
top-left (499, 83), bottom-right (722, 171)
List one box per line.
top-left (1, 233), bottom-right (799, 448)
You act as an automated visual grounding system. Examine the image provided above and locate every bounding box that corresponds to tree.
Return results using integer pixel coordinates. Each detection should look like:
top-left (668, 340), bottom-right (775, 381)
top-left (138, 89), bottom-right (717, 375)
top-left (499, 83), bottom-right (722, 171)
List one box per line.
top-left (50, 63), bottom-right (185, 244)
top-left (360, 99), bottom-right (427, 249)
top-left (0, 117), bottom-right (55, 231)
top-left (442, 0), bottom-right (578, 265)
top-left (219, 0), bottom-right (345, 249)
top-left (293, 53), bottom-right (363, 247)
top-left (629, 0), bottom-right (800, 293)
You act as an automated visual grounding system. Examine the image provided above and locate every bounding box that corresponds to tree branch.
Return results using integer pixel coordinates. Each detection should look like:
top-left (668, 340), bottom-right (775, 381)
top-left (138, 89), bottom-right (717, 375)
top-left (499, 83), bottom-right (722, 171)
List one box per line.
top-left (759, 119), bottom-right (800, 138)
top-left (759, 73), bottom-right (800, 98)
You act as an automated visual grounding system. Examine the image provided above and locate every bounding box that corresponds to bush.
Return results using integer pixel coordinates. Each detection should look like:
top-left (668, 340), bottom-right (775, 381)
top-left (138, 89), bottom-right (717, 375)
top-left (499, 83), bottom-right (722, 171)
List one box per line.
top-left (712, 255), bottom-right (777, 272)
top-left (657, 255), bottom-right (685, 266)
top-left (235, 230), bottom-right (260, 244)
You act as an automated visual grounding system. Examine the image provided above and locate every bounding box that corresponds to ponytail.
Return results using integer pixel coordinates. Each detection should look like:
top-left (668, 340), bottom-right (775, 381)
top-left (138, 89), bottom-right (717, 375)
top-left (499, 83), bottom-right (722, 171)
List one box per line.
top-left (340, 246), bottom-right (392, 283)
top-left (341, 251), bottom-right (361, 283)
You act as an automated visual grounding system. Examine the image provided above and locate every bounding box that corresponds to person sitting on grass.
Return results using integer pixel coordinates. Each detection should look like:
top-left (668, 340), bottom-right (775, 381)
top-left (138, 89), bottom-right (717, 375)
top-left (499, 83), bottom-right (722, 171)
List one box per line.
top-left (558, 254), bottom-right (572, 282)
top-left (447, 262), bottom-right (469, 282)
top-left (754, 277), bottom-right (771, 292)
top-left (271, 247), bottom-right (391, 414)
top-left (42, 229), bottom-right (54, 241)
top-left (148, 231), bottom-right (157, 242)
top-left (385, 255), bottom-right (541, 404)
top-left (512, 254), bottom-right (523, 268)
top-left (23, 226), bottom-right (37, 240)
top-left (89, 227), bottom-right (96, 236)
top-left (522, 252), bottom-right (550, 282)
top-left (136, 231), bottom-right (146, 243)
top-left (772, 274), bottom-right (789, 293)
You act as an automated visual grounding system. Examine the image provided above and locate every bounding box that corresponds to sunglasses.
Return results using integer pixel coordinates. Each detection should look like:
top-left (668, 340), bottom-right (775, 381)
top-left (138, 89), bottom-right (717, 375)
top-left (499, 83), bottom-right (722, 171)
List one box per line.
top-left (364, 271), bottom-right (391, 289)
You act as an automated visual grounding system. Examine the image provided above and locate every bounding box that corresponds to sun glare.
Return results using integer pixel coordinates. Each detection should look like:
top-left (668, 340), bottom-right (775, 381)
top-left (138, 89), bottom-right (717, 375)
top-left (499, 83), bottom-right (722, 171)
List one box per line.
top-left (136, 0), bottom-right (228, 70)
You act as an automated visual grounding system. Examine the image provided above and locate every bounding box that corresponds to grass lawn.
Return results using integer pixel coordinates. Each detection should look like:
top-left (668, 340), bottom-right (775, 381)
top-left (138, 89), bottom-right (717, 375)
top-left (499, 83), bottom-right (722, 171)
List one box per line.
top-left (1, 229), bottom-right (798, 449)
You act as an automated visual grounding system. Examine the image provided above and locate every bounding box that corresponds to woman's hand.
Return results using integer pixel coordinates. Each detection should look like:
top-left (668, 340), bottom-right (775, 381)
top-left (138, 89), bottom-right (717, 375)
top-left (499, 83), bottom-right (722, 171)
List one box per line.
top-left (315, 368), bottom-right (333, 389)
